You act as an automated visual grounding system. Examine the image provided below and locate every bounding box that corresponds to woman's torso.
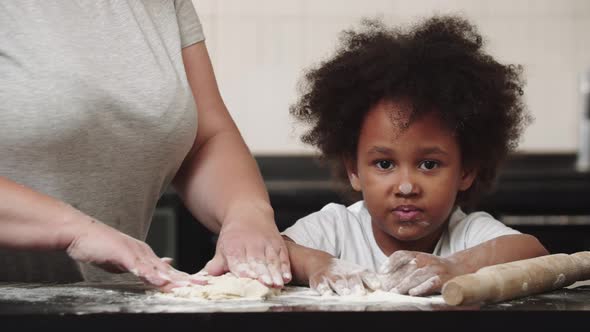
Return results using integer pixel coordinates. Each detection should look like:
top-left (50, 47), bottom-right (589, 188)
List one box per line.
top-left (0, 0), bottom-right (200, 282)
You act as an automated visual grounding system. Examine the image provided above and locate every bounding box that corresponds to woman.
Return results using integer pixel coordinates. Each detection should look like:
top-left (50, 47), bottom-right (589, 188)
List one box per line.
top-left (0, 0), bottom-right (291, 290)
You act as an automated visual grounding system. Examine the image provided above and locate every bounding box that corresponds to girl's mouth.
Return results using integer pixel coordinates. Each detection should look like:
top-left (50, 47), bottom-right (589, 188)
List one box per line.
top-left (392, 205), bottom-right (423, 222)
top-left (393, 210), bottom-right (421, 221)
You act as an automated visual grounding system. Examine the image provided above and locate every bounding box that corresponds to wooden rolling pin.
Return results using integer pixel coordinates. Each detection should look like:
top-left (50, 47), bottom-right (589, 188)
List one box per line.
top-left (441, 251), bottom-right (590, 306)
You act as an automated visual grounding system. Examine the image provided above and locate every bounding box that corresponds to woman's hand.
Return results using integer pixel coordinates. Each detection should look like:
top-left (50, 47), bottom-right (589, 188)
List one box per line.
top-left (378, 250), bottom-right (465, 296)
top-left (65, 217), bottom-right (202, 291)
top-left (201, 207), bottom-right (291, 288)
top-left (309, 257), bottom-right (381, 296)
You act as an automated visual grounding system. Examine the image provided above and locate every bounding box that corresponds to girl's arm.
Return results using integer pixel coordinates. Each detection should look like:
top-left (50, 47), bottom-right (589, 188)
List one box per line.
top-left (379, 234), bottom-right (548, 296)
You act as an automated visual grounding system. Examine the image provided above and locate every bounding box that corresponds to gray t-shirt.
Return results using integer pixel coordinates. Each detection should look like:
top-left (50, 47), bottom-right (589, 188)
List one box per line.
top-left (0, 0), bottom-right (204, 282)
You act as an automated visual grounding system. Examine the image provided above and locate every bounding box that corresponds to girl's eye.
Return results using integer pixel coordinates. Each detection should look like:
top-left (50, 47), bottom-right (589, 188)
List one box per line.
top-left (376, 160), bottom-right (393, 170)
top-left (419, 160), bottom-right (439, 170)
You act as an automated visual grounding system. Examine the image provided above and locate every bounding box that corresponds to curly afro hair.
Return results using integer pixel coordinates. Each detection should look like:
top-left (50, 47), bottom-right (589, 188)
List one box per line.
top-left (290, 15), bottom-right (531, 208)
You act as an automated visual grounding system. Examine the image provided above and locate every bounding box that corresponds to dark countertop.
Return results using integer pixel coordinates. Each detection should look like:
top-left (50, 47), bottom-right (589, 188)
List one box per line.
top-left (2, 282), bottom-right (590, 331)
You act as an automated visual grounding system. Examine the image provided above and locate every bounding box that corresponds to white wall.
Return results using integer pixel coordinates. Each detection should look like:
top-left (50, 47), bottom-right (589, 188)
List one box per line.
top-left (192, 0), bottom-right (590, 155)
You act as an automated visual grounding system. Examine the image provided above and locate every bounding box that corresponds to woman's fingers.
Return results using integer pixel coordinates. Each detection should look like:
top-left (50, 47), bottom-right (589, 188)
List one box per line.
top-left (265, 246), bottom-right (285, 287)
top-left (278, 244), bottom-right (292, 283)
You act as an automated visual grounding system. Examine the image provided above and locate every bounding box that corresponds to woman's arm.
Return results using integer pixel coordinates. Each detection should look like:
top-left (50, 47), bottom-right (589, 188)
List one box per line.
top-left (0, 176), bottom-right (79, 251)
top-left (173, 41), bottom-right (290, 287)
top-left (0, 176), bottom-right (192, 289)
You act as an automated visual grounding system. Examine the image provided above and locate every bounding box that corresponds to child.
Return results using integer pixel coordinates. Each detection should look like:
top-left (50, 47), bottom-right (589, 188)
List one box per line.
top-left (282, 15), bottom-right (548, 297)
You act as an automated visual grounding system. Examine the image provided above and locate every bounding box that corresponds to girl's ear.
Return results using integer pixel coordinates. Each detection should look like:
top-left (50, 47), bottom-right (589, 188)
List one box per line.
top-left (459, 167), bottom-right (477, 191)
top-left (344, 157), bottom-right (362, 192)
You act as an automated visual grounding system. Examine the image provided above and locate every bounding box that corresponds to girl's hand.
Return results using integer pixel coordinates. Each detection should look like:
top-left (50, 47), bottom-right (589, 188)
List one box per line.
top-left (309, 258), bottom-right (381, 296)
top-left (378, 250), bottom-right (465, 296)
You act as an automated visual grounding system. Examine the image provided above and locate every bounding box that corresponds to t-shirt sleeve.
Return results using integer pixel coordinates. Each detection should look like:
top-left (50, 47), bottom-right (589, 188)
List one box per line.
top-left (173, 0), bottom-right (205, 48)
top-left (281, 204), bottom-right (345, 257)
top-left (461, 212), bottom-right (522, 249)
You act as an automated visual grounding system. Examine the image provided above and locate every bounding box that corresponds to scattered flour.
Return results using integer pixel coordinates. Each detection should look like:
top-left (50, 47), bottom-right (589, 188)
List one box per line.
top-left (274, 287), bottom-right (445, 305)
top-left (158, 273), bottom-right (444, 307)
top-left (0, 278), bottom-right (445, 314)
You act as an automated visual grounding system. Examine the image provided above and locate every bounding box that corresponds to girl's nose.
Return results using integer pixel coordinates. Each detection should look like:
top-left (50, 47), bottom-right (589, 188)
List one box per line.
top-left (396, 167), bottom-right (415, 195)
top-left (399, 182), bottom-right (413, 195)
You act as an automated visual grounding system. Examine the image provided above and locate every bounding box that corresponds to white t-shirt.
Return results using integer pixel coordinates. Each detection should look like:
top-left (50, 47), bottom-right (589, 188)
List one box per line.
top-left (282, 201), bottom-right (521, 272)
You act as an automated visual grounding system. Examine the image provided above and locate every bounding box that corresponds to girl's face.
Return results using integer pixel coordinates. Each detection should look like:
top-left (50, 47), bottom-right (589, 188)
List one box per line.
top-left (346, 99), bottom-right (476, 254)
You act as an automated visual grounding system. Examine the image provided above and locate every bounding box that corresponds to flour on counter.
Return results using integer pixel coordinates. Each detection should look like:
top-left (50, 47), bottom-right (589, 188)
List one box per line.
top-left (0, 281), bottom-right (445, 314)
top-left (156, 273), bottom-right (444, 306)
top-left (276, 287), bottom-right (445, 305)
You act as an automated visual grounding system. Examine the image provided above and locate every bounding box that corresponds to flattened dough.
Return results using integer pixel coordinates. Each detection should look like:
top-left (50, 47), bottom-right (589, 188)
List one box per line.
top-left (169, 273), bottom-right (279, 300)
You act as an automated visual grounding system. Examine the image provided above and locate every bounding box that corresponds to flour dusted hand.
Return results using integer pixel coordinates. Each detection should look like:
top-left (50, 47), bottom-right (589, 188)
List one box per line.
top-left (378, 251), bottom-right (464, 296)
top-left (310, 258), bottom-right (381, 296)
top-left (65, 216), bottom-right (198, 290)
top-left (201, 211), bottom-right (291, 288)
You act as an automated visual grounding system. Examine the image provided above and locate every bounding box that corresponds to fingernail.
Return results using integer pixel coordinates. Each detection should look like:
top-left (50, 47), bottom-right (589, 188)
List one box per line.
top-left (129, 268), bottom-right (139, 276)
top-left (158, 272), bottom-right (172, 281)
top-left (235, 263), bottom-right (253, 277)
top-left (391, 287), bottom-right (400, 294)
top-left (317, 288), bottom-right (330, 296)
top-left (272, 275), bottom-right (283, 287)
top-left (189, 275), bottom-right (208, 284)
top-left (172, 280), bottom-right (191, 287)
top-left (365, 277), bottom-right (381, 290)
top-left (283, 272), bottom-right (292, 281)
top-left (146, 274), bottom-right (166, 287)
top-left (352, 284), bottom-right (365, 296)
top-left (261, 275), bottom-right (272, 285)
top-left (339, 287), bottom-right (351, 296)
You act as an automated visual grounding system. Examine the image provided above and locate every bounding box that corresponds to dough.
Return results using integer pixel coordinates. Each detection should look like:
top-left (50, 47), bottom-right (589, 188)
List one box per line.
top-left (169, 273), bottom-right (279, 300)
